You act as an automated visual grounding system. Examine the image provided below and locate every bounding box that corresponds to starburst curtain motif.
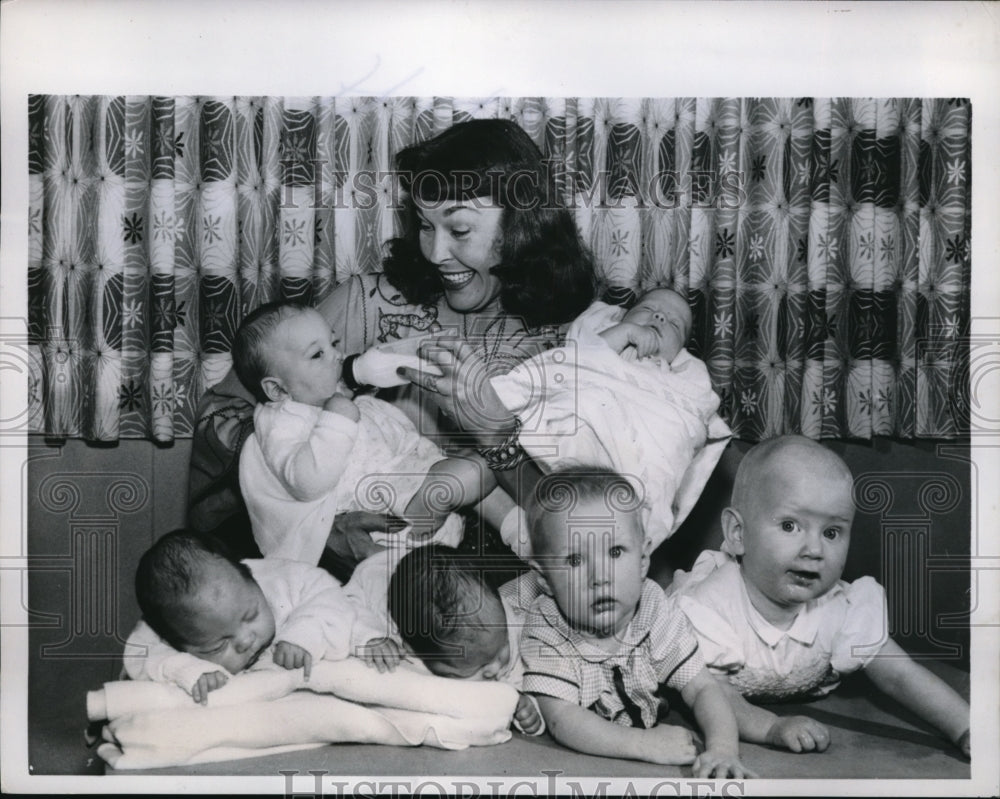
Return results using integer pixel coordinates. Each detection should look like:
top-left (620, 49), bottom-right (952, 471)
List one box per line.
top-left (27, 96), bottom-right (971, 442)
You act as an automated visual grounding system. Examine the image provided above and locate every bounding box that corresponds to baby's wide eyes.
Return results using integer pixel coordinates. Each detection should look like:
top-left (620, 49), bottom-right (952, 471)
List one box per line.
top-left (780, 520), bottom-right (797, 533)
top-left (823, 527), bottom-right (841, 540)
top-left (609, 545), bottom-right (624, 559)
top-left (566, 553), bottom-right (582, 567)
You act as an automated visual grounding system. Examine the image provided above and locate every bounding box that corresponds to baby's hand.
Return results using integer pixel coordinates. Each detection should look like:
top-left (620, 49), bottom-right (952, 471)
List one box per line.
top-left (766, 715), bottom-right (830, 753)
top-left (323, 393), bottom-right (360, 422)
top-left (513, 694), bottom-right (543, 736)
top-left (273, 641), bottom-right (313, 680)
top-left (358, 637), bottom-right (405, 673)
top-left (692, 750), bottom-right (758, 779)
top-left (191, 670), bottom-right (228, 705)
top-left (618, 322), bottom-right (662, 359)
top-left (639, 723), bottom-right (698, 765)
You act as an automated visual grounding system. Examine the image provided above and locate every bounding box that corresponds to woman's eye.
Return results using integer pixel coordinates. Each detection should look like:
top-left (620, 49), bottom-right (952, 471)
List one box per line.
top-left (450, 228), bottom-right (470, 239)
top-left (609, 546), bottom-right (623, 559)
top-left (780, 520), bottom-right (796, 533)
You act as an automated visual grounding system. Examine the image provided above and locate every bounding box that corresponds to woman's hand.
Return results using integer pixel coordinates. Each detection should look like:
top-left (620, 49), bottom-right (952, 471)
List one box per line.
top-left (397, 336), bottom-right (518, 444)
top-left (327, 511), bottom-right (403, 566)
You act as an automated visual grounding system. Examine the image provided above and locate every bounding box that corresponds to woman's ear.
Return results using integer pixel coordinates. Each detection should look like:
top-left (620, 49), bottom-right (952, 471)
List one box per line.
top-left (720, 507), bottom-right (746, 557)
top-left (527, 559), bottom-right (553, 596)
top-left (260, 376), bottom-right (286, 403)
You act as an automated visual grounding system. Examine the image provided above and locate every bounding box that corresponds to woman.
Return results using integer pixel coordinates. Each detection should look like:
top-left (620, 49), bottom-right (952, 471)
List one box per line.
top-left (188, 119), bottom-right (597, 577)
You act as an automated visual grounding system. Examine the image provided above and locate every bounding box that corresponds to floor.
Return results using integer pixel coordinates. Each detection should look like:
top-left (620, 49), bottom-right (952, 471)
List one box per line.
top-left (91, 663), bottom-right (971, 781)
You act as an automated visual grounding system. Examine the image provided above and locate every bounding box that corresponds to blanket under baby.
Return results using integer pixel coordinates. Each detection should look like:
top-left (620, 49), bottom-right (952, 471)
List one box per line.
top-left (88, 658), bottom-right (518, 770)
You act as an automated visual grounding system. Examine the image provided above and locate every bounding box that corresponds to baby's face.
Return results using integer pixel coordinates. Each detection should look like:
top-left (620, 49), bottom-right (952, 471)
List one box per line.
top-left (266, 308), bottom-right (345, 406)
top-left (533, 501), bottom-right (649, 640)
top-left (622, 289), bottom-right (692, 362)
top-left (424, 591), bottom-right (510, 681)
top-left (175, 560), bottom-right (276, 675)
top-left (735, 456), bottom-right (854, 617)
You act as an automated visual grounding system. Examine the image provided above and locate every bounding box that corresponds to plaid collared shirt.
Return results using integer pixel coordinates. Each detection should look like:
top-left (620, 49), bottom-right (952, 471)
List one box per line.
top-left (521, 580), bottom-right (704, 728)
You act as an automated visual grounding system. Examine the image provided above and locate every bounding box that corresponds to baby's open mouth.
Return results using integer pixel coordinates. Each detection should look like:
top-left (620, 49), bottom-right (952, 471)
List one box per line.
top-left (439, 270), bottom-right (475, 289)
top-left (789, 569), bottom-right (821, 584)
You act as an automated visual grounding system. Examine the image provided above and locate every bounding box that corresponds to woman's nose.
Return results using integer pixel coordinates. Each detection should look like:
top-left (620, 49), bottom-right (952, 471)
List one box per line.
top-left (426, 232), bottom-right (451, 264)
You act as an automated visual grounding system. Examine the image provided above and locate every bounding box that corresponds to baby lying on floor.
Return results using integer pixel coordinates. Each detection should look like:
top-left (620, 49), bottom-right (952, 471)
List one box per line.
top-left (123, 530), bottom-right (382, 703)
top-left (670, 436), bottom-right (971, 757)
top-left (344, 545), bottom-right (544, 735)
top-left (491, 288), bottom-right (731, 556)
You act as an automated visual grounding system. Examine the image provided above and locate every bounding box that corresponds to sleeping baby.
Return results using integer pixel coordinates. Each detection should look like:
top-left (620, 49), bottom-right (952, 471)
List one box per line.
top-left (490, 288), bottom-right (731, 556)
top-left (122, 530), bottom-right (382, 703)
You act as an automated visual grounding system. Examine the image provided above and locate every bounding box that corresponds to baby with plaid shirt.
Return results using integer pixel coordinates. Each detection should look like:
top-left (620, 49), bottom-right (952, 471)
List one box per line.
top-left (520, 467), bottom-right (754, 776)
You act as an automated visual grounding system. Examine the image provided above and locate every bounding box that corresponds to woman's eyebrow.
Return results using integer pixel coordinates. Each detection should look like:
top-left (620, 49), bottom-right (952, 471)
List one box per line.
top-left (442, 203), bottom-right (480, 216)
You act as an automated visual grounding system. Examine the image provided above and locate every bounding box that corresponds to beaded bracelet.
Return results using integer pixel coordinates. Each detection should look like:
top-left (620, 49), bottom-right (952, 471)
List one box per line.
top-left (478, 418), bottom-right (528, 471)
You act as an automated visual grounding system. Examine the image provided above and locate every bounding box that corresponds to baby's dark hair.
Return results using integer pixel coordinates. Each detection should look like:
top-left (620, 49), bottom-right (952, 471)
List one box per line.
top-left (232, 300), bottom-right (311, 403)
top-left (135, 529), bottom-right (252, 650)
top-left (526, 466), bottom-right (643, 553)
top-left (387, 544), bottom-right (503, 662)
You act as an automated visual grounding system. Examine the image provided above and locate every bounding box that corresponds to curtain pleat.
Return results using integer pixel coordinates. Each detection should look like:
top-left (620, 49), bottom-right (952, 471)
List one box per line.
top-left (27, 96), bottom-right (971, 444)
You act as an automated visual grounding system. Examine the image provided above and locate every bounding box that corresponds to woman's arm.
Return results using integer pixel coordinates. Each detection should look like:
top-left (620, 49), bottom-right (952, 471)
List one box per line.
top-left (864, 637), bottom-right (970, 754)
top-left (535, 695), bottom-right (697, 765)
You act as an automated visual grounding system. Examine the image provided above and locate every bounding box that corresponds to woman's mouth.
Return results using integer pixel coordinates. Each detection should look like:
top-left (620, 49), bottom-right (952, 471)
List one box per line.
top-left (439, 270), bottom-right (476, 290)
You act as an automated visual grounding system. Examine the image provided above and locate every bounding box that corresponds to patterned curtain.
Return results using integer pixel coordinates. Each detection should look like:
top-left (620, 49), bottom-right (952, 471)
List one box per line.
top-left (27, 96), bottom-right (971, 443)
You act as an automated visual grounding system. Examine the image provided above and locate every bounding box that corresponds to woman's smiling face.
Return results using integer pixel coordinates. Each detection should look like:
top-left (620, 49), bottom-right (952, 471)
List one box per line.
top-left (416, 197), bottom-right (504, 314)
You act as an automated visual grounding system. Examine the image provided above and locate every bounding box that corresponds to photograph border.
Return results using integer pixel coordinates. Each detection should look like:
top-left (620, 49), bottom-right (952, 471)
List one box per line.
top-left (2, 2), bottom-right (998, 795)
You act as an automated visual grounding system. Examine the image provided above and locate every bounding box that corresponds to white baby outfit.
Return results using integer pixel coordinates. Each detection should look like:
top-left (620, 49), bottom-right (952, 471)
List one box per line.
top-left (669, 550), bottom-right (889, 701)
top-left (240, 395), bottom-right (463, 565)
top-left (491, 301), bottom-right (731, 556)
top-left (123, 558), bottom-right (381, 694)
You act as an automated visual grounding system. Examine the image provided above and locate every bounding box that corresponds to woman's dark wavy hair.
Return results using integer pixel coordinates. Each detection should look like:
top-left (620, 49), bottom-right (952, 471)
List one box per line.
top-left (383, 119), bottom-right (597, 329)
